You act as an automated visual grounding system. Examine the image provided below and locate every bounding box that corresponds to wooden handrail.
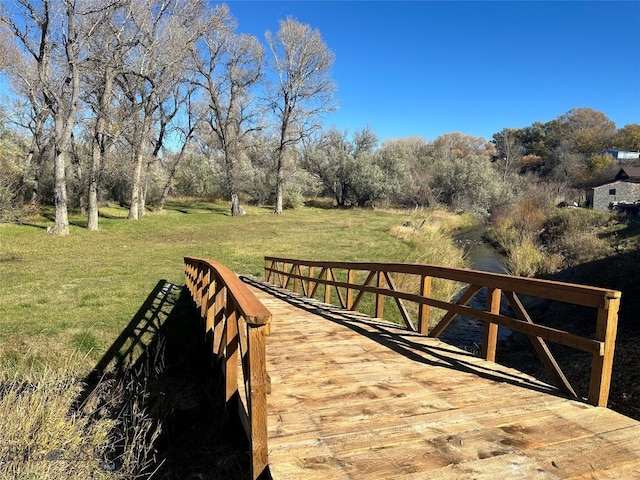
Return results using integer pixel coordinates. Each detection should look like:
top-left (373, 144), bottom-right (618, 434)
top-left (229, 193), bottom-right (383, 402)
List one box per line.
top-left (184, 257), bottom-right (271, 480)
top-left (264, 256), bottom-right (621, 407)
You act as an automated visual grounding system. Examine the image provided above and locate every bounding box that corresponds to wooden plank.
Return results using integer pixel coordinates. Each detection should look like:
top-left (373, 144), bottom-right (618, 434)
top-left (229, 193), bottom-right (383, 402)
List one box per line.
top-left (589, 296), bottom-right (621, 406)
top-left (243, 282), bottom-right (640, 480)
top-left (248, 325), bottom-right (269, 480)
top-left (225, 305), bottom-right (239, 402)
top-left (418, 275), bottom-right (431, 334)
top-left (481, 287), bottom-right (500, 361)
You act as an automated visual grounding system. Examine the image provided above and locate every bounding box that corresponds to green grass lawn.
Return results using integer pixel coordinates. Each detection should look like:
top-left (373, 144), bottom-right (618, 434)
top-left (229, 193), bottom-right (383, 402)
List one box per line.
top-left (0, 200), bottom-right (472, 375)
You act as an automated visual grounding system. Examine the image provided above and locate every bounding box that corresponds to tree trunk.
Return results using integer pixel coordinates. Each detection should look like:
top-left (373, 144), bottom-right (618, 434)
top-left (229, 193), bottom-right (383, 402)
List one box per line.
top-left (128, 115), bottom-right (152, 221)
top-left (157, 181), bottom-right (172, 213)
top-left (87, 179), bottom-right (99, 230)
top-left (274, 152), bottom-right (284, 214)
top-left (88, 69), bottom-right (114, 231)
top-left (231, 193), bottom-right (241, 216)
top-left (157, 157), bottom-right (181, 212)
top-left (128, 154), bottom-right (144, 220)
top-left (52, 148), bottom-right (69, 235)
top-left (87, 130), bottom-right (102, 231)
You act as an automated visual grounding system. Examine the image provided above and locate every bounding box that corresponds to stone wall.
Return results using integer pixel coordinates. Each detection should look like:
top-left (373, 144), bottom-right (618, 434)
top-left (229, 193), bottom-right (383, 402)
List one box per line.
top-left (590, 181), bottom-right (640, 210)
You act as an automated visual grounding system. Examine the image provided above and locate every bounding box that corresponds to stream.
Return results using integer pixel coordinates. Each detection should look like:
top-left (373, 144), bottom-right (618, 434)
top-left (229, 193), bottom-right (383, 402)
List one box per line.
top-left (437, 227), bottom-right (512, 353)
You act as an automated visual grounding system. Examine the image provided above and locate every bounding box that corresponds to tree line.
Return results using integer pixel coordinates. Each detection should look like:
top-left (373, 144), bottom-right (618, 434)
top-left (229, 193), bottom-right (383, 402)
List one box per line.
top-left (0, 0), bottom-right (336, 232)
top-left (1, 1), bottom-right (639, 233)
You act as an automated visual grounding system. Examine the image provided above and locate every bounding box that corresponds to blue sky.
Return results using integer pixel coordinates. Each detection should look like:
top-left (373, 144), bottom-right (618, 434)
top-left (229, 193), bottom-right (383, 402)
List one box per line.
top-left (226, 0), bottom-right (640, 142)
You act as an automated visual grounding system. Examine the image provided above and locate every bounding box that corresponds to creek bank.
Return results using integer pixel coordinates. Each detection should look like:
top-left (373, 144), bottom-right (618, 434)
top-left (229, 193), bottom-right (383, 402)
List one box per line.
top-left (437, 226), bottom-right (513, 353)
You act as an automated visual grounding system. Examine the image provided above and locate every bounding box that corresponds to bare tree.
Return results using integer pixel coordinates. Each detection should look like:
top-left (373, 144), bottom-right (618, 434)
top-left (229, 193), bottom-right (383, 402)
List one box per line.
top-left (99, 0), bottom-right (201, 221)
top-left (493, 128), bottom-right (523, 181)
top-left (191, 5), bottom-right (263, 216)
top-left (4, 71), bottom-right (51, 204)
top-left (82, 0), bottom-right (137, 230)
top-left (1, 0), bottom-right (86, 234)
top-left (265, 17), bottom-right (336, 214)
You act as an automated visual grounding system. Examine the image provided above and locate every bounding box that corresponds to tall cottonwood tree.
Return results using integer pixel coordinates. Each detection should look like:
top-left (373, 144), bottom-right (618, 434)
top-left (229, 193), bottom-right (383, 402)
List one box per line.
top-left (265, 17), bottom-right (336, 214)
top-left (556, 107), bottom-right (616, 154)
top-left (82, 0), bottom-right (136, 230)
top-left (614, 124), bottom-right (640, 152)
top-left (191, 5), bottom-right (263, 216)
top-left (1, 0), bottom-right (87, 234)
top-left (116, 0), bottom-right (205, 221)
top-left (156, 85), bottom-right (199, 212)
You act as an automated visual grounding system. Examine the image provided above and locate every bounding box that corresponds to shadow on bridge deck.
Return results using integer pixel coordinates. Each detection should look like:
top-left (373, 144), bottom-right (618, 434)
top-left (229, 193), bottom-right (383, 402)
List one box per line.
top-left (243, 277), bottom-right (640, 480)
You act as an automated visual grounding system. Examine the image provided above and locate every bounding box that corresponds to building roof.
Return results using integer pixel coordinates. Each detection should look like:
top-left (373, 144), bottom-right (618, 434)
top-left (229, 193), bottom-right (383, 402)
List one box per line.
top-left (599, 149), bottom-right (640, 160)
top-left (615, 167), bottom-right (640, 182)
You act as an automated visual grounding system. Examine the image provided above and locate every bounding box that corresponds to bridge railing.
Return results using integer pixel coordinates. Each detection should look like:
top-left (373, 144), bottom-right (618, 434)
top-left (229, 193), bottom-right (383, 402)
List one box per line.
top-left (184, 257), bottom-right (271, 480)
top-left (264, 256), bottom-right (621, 407)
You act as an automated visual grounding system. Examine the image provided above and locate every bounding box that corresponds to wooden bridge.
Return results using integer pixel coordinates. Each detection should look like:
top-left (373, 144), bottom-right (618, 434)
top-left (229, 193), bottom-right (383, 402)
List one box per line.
top-left (183, 257), bottom-right (640, 480)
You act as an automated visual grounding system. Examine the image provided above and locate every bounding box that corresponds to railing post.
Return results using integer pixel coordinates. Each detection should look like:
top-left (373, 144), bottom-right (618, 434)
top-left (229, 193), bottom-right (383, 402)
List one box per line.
top-left (418, 275), bottom-right (432, 334)
top-left (195, 264), bottom-right (204, 308)
top-left (200, 270), bottom-right (211, 320)
top-left (204, 278), bottom-right (216, 333)
top-left (588, 295), bottom-right (620, 406)
top-left (482, 287), bottom-right (501, 362)
top-left (248, 325), bottom-right (269, 480)
top-left (324, 268), bottom-right (332, 303)
top-left (264, 258), bottom-right (270, 282)
top-left (283, 263), bottom-right (290, 289)
top-left (346, 269), bottom-right (355, 310)
top-left (293, 264), bottom-right (300, 294)
top-left (375, 270), bottom-right (385, 319)
top-left (210, 282), bottom-right (225, 353)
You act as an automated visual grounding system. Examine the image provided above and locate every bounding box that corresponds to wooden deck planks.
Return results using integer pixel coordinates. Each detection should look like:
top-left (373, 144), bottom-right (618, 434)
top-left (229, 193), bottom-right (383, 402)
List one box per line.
top-left (246, 282), bottom-right (640, 479)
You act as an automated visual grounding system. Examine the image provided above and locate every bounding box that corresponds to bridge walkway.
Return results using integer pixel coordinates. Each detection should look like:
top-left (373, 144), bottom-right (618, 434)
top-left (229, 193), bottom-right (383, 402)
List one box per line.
top-left (245, 279), bottom-right (640, 480)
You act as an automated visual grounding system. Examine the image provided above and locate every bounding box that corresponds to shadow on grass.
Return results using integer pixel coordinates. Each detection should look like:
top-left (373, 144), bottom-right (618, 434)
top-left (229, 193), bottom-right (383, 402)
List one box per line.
top-left (303, 198), bottom-right (336, 209)
top-left (164, 200), bottom-right (230, 215)
top-left (73, 280), bottom-right (251, 479)
top-left (98, 211), bottom-right (129, 220)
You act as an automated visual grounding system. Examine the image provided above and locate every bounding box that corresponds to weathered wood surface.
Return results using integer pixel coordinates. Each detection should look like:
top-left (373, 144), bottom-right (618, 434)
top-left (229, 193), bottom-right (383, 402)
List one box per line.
top-left (184, 258), bottom-right (271, 480)
top-left (245, 280), bottom-right (640, 480)
top-left (264, 257), bottom-right (621, 406)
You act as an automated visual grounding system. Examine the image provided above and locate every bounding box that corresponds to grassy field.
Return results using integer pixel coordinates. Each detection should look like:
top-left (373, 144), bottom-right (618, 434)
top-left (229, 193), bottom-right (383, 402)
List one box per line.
top-left (0, 200), bottom-right (473, 375)
top-left (0, 200), bottom-right (474, 478)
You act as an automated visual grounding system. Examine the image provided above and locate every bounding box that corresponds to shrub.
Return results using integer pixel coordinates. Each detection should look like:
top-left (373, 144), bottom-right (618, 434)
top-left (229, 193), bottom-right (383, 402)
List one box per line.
top-left (0, 369), bottom-right (113, 479)
top-left (282, 185), bottom-right (305, 209)
top-left (505, 236), bottom-right (544, 277)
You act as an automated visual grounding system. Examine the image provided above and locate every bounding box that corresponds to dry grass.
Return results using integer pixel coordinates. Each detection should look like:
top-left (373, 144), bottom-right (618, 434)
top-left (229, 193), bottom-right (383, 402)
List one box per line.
top-left (0, 368), bottom-right (111, 480)
top-left (487, 196), bottom-right (618, 277)
top-left (385, 210), bottom-right (470, 327)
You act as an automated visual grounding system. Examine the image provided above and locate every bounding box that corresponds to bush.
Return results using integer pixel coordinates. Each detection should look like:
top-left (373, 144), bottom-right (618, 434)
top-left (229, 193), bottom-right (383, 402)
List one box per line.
top-left (173, 154), bottom-right (221, 199)
top-left (488, 191), bottom-right (618, 277)
top-left (282, 185), bottom-right (305, 209)
top-left (543, 208), bottom-right (615, 266)
top-left (431, 155), bottom-right (511, 216)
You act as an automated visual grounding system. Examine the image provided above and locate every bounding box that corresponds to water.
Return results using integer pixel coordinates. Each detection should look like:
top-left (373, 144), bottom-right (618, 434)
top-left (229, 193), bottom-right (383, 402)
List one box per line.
top-left (438, 227), bottom-right (512, 353)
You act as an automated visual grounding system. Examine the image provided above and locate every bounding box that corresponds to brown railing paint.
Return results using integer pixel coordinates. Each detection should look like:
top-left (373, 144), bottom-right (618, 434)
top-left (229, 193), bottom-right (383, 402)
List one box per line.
top-left (264, 256), bottom-right (621, 407)
top-left (184, 257), bottom-right (271, 480)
